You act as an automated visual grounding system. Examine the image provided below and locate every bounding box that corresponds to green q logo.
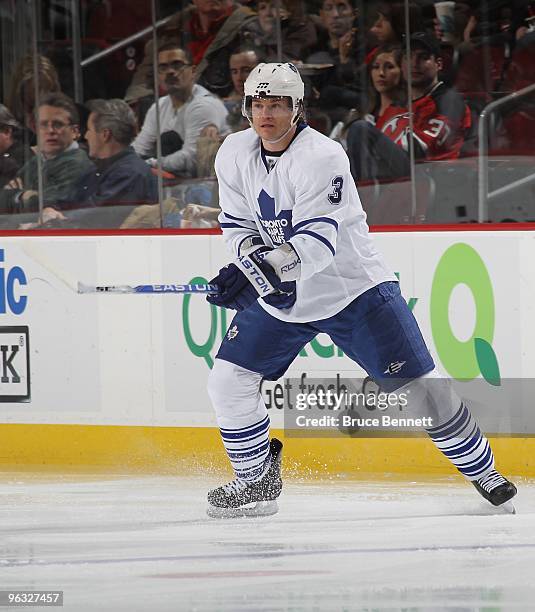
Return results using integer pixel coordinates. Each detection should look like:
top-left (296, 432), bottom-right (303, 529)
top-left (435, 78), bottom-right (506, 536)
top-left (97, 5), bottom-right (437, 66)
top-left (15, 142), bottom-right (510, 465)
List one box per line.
top-left (430, 243), bottom-right (500, 386)
top-left (182, 276), bottom-right (220, 369)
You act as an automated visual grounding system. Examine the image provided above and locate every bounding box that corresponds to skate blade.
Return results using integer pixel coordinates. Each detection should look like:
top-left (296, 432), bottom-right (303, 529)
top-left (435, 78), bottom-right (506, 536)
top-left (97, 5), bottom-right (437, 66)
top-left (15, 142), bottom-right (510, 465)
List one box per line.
top-left (206, 500), bottom-right (279, 519)
top-left (498, 500), bottom-right (516, 514)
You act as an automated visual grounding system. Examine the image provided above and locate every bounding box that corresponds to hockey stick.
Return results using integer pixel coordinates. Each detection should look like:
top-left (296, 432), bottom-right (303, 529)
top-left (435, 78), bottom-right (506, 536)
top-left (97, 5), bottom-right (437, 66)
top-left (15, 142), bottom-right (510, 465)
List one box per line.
top-left (77, 282), bottom-right (218, 294)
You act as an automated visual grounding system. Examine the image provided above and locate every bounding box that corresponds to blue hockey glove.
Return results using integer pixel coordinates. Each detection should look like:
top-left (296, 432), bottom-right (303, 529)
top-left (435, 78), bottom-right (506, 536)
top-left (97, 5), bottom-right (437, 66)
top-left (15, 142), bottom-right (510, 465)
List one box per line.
top-left (206, 263), bottom-right (260, 311)
top-left (263, 281), bottom-right (296, 309)
top-left (207, 244), bottom-right (296, 311)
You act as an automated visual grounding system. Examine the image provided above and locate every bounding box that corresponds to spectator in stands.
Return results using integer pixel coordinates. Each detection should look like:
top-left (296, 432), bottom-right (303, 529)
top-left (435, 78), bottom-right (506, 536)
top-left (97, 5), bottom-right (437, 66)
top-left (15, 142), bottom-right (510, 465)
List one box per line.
top-left (228, 47), bottom-right (260, 102)
top-left (39, 99), bottom-right (158, 228)
top-left (0, 93), bottom-right (92, 215)
top-left (196, 46), bottom-right (260, 178)
top-left (224, 46), bottom-right (262, 131)
top-left (365, 45), bottom-right (407, 125)
top-left (340, 44), bottom-right (408, 180)
top-left (368, 3), bottom-right (404, 47)
top-left (514, 0), bottom-right (535, 42)
top-left (5, 55), bottom-right (61, 131)
top-left (133, 44), bottom-right (229, 177)
top-left (367, 3), bottom-right (424, 59)
top-left (125, 0), bottom-right (256, 101)
top-left (305, 0), bottom-right (366, 124)
top-left (0, 105), bottom-right (25, 189)
top-left (253, 0), bottom-right (288, 39)
top-left (346, 32), bottom-right (471, 181)
top-left (308, 0), bottom-right (358, 62)
top-left (244, 0), bottom-right (317, 62)
top-left (461, 3), bottom-right (514, 46)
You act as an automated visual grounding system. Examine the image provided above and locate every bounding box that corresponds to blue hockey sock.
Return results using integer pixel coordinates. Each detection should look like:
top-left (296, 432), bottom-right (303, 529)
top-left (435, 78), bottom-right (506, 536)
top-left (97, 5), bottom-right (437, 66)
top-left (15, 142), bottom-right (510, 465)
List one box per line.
top-left (426, 402), bottom-right (494, 480)
top-left (219, 414), bottom-right (271, 482)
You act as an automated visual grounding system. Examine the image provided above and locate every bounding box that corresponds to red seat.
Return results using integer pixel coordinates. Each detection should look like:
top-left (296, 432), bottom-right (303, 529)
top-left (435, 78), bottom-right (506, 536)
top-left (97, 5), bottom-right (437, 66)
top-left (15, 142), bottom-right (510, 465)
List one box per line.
top-left (491, 110), bottom-right (535, 156)
top-left (501, 42), bottom-right (535, 92)
top-left (490, 40), bottom-right (535, 156)
top-left (454, 43), bottom-right (510, 97)
top-left (85, 1), bottom-right (152, 41)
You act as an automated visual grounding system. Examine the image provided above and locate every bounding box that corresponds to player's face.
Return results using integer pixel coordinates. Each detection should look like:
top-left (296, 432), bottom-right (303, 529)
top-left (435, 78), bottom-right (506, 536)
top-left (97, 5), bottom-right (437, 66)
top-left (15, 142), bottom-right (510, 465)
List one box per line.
top-left (320, 0), bottom-right (354, 37)
top-left (402, 48), bottom-right (441, 88)
top-left (371, 52), bottom-right (401, 94)
top-left (230, 52), bottom-right (258, 96)
top-left (250, 97), bottom-right (293, 142)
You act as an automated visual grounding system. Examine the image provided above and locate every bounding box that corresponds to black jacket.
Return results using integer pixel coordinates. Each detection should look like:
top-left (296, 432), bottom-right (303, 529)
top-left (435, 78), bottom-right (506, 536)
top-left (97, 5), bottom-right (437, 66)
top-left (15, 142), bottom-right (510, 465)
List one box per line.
top-left (0, 141), bottom-right (26, 189)
top-left (61, 147), bottom-right (158, 228)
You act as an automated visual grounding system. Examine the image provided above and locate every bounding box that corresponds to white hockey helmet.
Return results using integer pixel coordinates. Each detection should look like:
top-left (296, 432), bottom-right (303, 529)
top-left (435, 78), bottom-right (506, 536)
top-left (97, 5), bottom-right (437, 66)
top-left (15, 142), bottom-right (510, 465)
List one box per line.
top-left (242, 62), bottom-right (305, 126)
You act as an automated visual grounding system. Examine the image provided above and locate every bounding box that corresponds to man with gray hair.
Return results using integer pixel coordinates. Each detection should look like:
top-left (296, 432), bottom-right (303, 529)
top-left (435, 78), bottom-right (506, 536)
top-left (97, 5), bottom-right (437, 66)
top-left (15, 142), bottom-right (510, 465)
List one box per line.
top-left (0, 104), bottom-right (25, 188)
top-left (44, 98), bottom-right (158, 228)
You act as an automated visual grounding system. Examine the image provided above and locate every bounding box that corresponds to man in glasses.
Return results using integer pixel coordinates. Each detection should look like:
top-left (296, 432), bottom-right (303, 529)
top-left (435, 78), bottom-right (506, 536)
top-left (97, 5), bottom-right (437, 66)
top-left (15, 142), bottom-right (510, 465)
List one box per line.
top-left (37, 99), bottom-right (158, 229)
top-left (0, 92), bottom-right (92, 217)
top-left (133, 43), bottom-right (229, 177)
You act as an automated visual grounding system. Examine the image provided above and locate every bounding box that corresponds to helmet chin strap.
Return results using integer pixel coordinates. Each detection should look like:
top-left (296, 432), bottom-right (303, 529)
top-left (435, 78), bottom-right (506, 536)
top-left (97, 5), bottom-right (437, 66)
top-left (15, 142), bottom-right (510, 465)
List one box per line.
top-left (261, 122), bottom-right (296, 145)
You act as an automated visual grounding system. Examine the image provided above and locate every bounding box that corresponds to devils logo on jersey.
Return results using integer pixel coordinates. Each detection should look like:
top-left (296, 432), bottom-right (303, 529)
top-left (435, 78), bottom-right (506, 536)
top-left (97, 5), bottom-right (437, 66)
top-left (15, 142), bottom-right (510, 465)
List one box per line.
top-left (379, 111), bottom-right (411, 150)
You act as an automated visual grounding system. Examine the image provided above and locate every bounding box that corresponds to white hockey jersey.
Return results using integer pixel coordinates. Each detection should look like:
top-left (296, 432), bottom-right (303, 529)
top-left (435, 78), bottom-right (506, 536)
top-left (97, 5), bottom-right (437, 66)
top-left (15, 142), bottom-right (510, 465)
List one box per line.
top-left (215, 125), bottom-right (396, 323)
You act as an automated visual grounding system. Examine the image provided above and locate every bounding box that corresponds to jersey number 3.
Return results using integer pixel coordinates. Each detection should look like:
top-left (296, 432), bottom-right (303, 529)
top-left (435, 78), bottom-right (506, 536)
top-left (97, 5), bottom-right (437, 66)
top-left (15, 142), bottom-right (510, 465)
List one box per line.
top-left (328, 176), bottom-right (343, 205)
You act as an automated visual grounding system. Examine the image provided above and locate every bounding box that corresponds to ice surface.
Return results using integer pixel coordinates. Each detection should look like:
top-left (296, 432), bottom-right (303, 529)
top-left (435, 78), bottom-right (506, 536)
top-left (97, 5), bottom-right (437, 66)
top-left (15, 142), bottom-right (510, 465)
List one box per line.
top-left (1, 473), bottom-right (534, 611)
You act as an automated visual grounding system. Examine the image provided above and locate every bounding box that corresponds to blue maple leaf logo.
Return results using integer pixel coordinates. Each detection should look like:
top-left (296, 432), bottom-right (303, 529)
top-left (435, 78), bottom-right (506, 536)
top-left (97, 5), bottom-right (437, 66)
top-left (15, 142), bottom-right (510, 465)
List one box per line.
top-left (256, 190), bottom-right (293, 246)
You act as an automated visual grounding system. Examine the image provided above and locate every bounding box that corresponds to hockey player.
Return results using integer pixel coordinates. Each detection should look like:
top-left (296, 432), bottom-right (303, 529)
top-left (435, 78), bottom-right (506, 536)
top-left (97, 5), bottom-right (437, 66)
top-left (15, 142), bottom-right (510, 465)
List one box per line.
top-left (205, 62), bottom-right (517, 518)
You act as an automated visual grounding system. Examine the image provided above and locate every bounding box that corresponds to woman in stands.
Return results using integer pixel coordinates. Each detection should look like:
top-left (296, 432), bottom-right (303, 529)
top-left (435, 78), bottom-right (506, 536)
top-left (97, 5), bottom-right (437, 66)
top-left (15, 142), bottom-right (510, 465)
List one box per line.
top-left (367, 2), bottom-right (424, 60)
top-left (5, 55), bottom-right (61, 132)
top-left (342, 43), bottom-right (409, 183)
top-left (365, 44), bottom-right (407, 128)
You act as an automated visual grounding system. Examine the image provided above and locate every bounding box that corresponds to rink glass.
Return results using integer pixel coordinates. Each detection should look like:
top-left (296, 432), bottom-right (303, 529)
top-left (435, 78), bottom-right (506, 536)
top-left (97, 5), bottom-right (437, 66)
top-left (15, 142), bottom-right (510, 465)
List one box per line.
top-left (0, 1), bottom-right (532, 229)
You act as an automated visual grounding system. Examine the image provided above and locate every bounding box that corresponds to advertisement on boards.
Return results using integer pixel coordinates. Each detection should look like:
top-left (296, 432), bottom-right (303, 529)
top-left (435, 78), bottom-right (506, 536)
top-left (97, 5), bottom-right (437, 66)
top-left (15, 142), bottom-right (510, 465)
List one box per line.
top-left (0, 232), bottom-right (532, 433)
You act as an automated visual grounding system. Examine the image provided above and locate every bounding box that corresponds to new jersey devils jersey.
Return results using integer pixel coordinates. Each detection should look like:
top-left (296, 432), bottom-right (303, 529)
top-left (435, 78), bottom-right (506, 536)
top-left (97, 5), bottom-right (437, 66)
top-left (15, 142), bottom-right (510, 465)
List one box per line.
top-left (374, 82), bottom-right (471, 160)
